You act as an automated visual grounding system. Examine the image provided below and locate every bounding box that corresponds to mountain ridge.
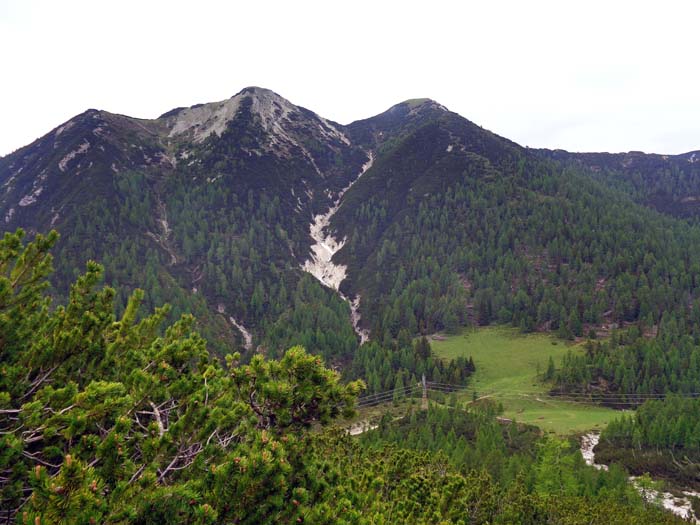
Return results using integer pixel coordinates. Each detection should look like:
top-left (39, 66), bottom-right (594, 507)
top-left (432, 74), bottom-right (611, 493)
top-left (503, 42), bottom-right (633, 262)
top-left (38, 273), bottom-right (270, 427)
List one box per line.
top-left (3, 86), bottom-right (700, 360)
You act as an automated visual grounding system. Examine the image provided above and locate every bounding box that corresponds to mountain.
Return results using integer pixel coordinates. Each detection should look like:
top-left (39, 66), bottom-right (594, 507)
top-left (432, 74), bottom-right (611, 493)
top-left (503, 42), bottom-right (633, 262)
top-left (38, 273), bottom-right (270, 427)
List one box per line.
top-left (2, 86), bottom-right (369, 247)
top-left (0, 87), bottom-right (370, 358)
top-left (331, 104), bottom-right (700, 343)
top-left (6, 87), bottom-right (700, 525)
top-left (3, 87), bottom-right (700, 373)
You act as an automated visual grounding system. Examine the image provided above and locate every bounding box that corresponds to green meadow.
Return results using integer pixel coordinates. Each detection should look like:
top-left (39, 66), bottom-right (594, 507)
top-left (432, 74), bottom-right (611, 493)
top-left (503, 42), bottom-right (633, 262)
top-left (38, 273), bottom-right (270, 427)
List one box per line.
top-left (431, 326), bottom-right (621, 435)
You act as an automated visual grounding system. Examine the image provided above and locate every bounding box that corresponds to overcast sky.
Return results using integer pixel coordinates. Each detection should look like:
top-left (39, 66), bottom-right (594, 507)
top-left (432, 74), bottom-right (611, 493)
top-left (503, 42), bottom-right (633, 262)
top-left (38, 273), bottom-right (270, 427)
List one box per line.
top-left (1, 0), bottom-right (699, 157)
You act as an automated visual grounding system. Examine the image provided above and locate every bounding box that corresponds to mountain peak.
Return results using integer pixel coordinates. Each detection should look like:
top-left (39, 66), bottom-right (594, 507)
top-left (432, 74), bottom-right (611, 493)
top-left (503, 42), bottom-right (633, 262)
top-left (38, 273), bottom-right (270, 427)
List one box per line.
top-left (363, 97), bottom-right (450, 127)
top-left (163, 86), bottom-right (300, 143)
top-left (161, 87), bottom-right (353, 156)
top-left (236, 86), bottom-right (283, 98)
top-left (397, 98), bottom-right (449, 113)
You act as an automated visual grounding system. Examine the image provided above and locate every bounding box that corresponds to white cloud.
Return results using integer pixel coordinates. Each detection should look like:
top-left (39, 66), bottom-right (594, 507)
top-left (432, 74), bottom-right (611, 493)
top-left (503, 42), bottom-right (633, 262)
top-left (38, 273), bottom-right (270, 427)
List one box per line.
top-left (1, 0), bottom-right (699, 156)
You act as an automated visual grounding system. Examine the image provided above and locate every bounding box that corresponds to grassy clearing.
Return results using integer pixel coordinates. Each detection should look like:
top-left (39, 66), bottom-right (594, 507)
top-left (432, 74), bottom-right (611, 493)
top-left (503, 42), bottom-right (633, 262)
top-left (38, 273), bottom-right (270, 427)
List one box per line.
top-left (431, 326), bottom-right (620, 435)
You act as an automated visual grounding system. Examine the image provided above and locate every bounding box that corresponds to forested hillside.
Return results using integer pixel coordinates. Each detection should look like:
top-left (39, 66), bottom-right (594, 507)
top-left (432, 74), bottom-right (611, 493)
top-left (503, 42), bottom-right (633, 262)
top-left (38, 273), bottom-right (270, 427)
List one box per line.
top-left (0, 230), bottom-right (686, 524)
top-left (0, 87), bottom-right (370, 357)
top-left (5, 86), bottom-right (700, 361)
top-left (6, 88), bottom-right (700, 440)
top-left (333, 107), bottom-right (700, 347)
top-left (539, 149), bottom-right (700, 217)
top-left (4, 77), bottom-right (700, 516)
